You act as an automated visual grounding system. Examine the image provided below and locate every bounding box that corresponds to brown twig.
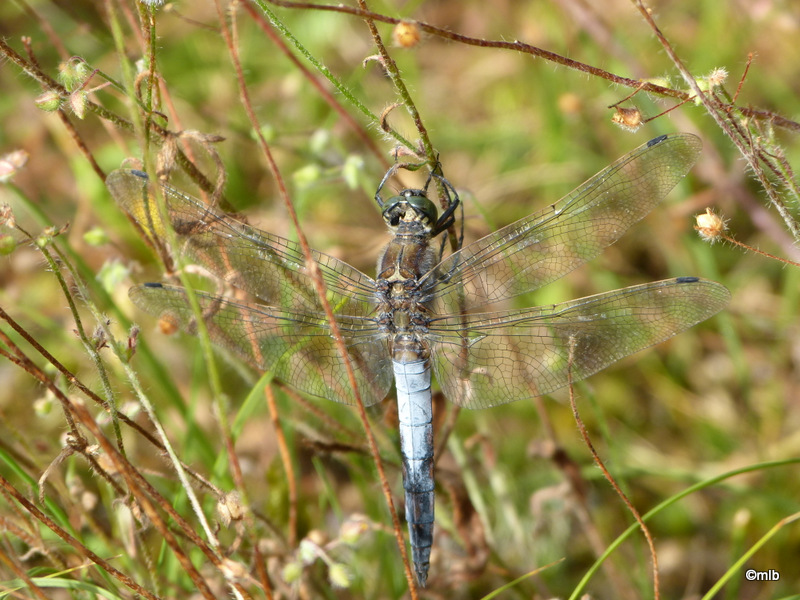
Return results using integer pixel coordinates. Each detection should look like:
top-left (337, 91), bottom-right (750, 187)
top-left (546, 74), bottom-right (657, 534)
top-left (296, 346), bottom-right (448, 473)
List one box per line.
top-left (566, 336), bottom-right (661, 600)
top-left (264, 381), bottom-right (298, 553)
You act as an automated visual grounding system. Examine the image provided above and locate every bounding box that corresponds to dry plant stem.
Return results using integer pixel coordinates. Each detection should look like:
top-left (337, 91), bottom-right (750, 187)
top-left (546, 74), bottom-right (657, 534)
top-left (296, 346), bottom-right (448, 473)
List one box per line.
top-left (0, 473), bottom-right (163, 600)
top-left (355, 0), bottom-right (435, 164)
top-left (218, 3), bottom-right (417, 593)
top-left (252, 543), bottom-right (274, 600)
top-left (0, 332), bottom-right (217, 596)
top-left (530, 395), bottom-right (631, 598)
top-left (65, 401), bottom-right (228, 600)
top-left (36, 241), bottom-right (126, 457)
top-left (0, 306), bottom-right (215, 493)
top-left (265, 0), bottom-right (800, 133)
top-left (720, 234), bottom-right (800, 268)
top-left (264, 381), bottom-right (299, 548)
top-left (0, 545), bottom-right (49, 600)
top-left (632, 0), bottom-right (800, 241)
top-left (136, 1), bottom-right (158, 152)
top-left (240, 0), bottom-right (389, 169)
top-left (732, 54), bottom-right (753, 103)
top-left (55, 109), bottom-right (105, 180)
top-left (43, 222), bottom-right (224, 551)
top-left (566, 338), bottom-right (660, 600)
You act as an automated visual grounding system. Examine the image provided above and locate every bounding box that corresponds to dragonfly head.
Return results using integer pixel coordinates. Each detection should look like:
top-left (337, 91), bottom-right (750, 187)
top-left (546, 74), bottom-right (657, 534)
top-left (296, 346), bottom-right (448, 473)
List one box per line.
top-left (381, 189), bottom-right (439, 234)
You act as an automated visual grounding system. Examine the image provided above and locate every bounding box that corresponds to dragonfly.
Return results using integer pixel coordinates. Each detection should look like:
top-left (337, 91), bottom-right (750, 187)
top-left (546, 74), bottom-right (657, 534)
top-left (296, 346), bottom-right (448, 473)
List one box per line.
top-left (107, 133), bottom-right (730, 586)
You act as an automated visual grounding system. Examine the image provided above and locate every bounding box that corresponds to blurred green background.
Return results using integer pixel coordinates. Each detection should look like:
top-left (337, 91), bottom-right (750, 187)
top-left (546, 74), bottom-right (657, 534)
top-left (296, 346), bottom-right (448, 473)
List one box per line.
top-left (1, 1), bottom-right (799, 598)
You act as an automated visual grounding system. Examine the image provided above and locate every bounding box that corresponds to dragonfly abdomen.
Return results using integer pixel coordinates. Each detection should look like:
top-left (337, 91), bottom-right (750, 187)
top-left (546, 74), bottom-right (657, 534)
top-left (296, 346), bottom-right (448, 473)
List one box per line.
top-left (394, 357), bottom-right (434, 587)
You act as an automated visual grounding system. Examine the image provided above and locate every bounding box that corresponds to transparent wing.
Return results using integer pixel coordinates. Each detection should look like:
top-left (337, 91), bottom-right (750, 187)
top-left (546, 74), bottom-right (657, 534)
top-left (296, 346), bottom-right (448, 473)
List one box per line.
top-left (422, 134), bottom-right (702, 313)
top-left (130, 283), bottom-right (392, 406)
top-left (429, 277), bottom-right (730, 409)
top-left (107, 169), bottom-right (377, 317)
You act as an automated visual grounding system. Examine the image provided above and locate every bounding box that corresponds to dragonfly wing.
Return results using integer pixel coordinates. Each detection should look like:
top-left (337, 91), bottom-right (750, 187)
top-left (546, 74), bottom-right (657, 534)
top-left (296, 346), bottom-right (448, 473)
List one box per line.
top-left (422, 134), bottom-right (702, 313)
top-left (130, 283), bottom-right (392, 406)
top-left (429, 277), bottom-right (730, 409)
top-left (107, 169), bottom-right (377, 317)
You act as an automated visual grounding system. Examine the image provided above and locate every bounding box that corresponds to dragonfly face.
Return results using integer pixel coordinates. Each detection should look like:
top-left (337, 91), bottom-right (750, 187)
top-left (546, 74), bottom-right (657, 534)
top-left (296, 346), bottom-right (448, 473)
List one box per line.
top-left (107, 133), bottom-right (730, 587)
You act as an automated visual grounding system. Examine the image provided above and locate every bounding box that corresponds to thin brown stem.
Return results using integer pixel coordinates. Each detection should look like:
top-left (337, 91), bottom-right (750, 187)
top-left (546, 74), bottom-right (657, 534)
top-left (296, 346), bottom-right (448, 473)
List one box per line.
top-left (264, 382), bottom-right (298, 549)
top-left (722, 234), bottom-right (800, 268)
top-left (566, 337), bottom-right (660, 600)
top-left (264, 0), bottom-right (800, 132)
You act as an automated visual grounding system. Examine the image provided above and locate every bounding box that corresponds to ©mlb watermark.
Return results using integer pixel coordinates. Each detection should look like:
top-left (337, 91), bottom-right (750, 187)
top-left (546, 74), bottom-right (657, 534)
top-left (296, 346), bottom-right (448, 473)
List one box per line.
top-left (745, 569), bottom-right (780, 582)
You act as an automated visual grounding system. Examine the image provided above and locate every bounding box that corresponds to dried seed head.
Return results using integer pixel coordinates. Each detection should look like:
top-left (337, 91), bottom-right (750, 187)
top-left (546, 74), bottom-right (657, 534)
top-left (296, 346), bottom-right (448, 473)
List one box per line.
top-left (127, 325), bottom-right (140, 358)
top-left (611, 106), bottom-right (643, 132)
top-left (380, 102), bottom-right (402, 132)
top-left (217, 491), bottom-right (245, 526)
top-left (393, 21), bottom-right (421, 48)
top-left (0, 204), bottom-right (16, 228)
top-left (695, 208), bottom-right (727, 243)
top-left (0, 150), bottom-right (29, 182)
top-left (706, 67), bottom-right (729, 89)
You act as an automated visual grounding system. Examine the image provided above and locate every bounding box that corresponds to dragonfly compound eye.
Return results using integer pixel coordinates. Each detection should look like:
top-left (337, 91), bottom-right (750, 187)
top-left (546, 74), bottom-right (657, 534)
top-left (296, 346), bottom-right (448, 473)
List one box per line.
top-left (403, 194), bottom-right (438, 223)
